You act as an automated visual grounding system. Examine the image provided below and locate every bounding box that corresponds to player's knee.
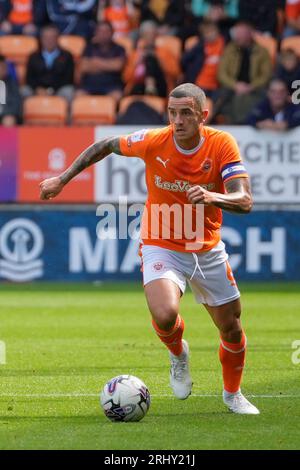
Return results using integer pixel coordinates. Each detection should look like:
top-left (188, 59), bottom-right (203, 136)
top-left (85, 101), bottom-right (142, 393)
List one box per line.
top-left (152, 304), bottom-right (179, 331)
top-left (222, 327), bottom-right (243, 343)
top-left (220, 314), bottom-right (242, 343)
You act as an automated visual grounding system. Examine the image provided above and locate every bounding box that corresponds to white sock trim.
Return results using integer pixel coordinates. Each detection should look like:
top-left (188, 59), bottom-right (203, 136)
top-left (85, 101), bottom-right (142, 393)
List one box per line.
top-left (220, 337), bottom-right (247, 354)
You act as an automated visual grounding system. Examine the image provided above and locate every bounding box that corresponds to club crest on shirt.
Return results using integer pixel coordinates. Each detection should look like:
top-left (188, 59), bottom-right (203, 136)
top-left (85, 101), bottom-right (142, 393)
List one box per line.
top-left (201, 158), bottom-right (212, 172)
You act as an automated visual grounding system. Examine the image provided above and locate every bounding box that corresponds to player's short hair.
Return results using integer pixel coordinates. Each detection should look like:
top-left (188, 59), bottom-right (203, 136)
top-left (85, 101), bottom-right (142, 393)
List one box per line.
top-left (169, 83), bottom-right (207, 112)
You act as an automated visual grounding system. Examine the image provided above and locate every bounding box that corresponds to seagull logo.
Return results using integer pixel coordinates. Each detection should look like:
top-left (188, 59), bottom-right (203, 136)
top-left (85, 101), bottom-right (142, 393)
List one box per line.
top-left (156, 156), bottom-right (170, 168)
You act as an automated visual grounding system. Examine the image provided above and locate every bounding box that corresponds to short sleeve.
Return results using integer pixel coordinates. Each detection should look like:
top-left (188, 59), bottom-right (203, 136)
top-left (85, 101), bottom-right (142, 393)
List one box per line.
top-left (218, 131), bottom-right (248, 183)
top-left (119, 128), bottom-right (155, 160)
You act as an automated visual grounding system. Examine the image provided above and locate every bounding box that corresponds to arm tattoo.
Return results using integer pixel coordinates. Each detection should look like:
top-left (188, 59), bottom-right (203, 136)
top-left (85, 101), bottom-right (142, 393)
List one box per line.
top-left (212, 177), bottom-right (253, 214)
top-left (59, 137), bottom-right (122, 185)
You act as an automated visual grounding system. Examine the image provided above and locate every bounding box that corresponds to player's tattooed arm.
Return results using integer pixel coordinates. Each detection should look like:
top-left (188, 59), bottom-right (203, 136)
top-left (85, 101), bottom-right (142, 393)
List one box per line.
top-left (39, 137), bottom-right (122, 200)
top-left (187, 177), bottom-right (253, 214)
top-left (59, 137), bottom-right (122, 185)
top-left (215, 177), bottom-right (253, 213)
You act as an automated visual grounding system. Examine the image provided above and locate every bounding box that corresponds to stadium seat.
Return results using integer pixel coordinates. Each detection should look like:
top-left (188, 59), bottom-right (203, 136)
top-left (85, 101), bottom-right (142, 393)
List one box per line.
top-left (71, 95), bottom-right (116, 125)
top-left (155, 35), bottom-right (182, 61)
top-left (253, 32), bottom-right (277, 63)
top-left (58, 35), bottom-right (87, 61)
top-left (23, 96), bottom-right (68, 126)
top-left (119, 95), bottom-right (166, 116)
top-left (58, 35), bottom-right (87, 85)
top-left (184, 35), bottom-right (199, 51)
top-left (0, 35), bottom-right (38, 84)
top-left (281, 37), bottom-right (300, 58)
top-left (114, 36), bottom-right (134, 56)
top-left (0, 35), bottom-right (38, 62)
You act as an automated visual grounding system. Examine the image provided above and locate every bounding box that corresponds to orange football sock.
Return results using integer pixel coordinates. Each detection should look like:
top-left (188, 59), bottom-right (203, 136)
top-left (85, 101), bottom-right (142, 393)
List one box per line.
top-left (152, 315), bottom-right (184, 356)
top-left (219, 331), bottom-right (247, 393)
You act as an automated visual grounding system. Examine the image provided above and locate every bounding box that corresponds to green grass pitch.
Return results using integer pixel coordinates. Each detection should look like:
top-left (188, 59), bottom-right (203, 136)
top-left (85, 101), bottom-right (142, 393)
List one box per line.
top-left (0, 282), bottom-right (299, 450)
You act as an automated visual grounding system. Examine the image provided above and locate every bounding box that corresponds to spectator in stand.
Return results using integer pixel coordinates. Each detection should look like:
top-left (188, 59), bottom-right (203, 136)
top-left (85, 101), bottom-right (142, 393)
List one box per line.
top-left (35, 0), bottom-right (98, 39)
top-left (23, 24), bottom-right (74, 102)
top-left (133, 0), bottom-right (186, 36)
top-left (123, 23), bottom-right (167, 97)
top-left (238, 0), bottom-right (285, 37)
top-left (99, 0), bottom-right (136, 38)
top-left (123, 20), bottom-right (179, 96)
top-left (215, 20), bottom-right (272, 124)
top-left (283, 0), bottom-right (300, 38)
top-left (78, 20), bottom-right (126, 101)
top-left (274, 49), bottom-right (300, 96)
top-left (181, 19), bottom-right (224, 99)
top-left (0, 55), bottom-right (22, 126)
top-left (0, 0), bottom-right (38, 35)
top-left (246, 78), bottom-right (300, 130)
top-left (190, 0), bottom-right (238, 40)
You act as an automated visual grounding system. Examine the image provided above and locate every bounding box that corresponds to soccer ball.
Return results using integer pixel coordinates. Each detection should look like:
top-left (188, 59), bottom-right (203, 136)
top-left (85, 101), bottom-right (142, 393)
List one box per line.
top-left (100, 375), bottom-right (151, 422)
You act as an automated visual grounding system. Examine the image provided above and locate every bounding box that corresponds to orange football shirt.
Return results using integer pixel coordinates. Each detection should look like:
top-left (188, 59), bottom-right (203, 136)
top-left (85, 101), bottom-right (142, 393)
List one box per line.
top-left (103, 6), bottom-right (131, 36)
top-left (119, 125), bottom-right (248, 252)
top-left (9, 0), bottom-right (33, 25)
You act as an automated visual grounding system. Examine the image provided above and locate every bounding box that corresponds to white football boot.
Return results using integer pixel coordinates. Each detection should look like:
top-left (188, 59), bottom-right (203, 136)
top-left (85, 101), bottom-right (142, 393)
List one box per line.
top-left (169, 339), bottom-right (192, 400)
top-left (223, 389), bottom-right (260, 415)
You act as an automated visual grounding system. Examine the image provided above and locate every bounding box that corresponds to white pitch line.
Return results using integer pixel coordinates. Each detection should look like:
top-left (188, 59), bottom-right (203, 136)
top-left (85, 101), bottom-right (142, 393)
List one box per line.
top-left (0, 393), bottom-right (299, 399)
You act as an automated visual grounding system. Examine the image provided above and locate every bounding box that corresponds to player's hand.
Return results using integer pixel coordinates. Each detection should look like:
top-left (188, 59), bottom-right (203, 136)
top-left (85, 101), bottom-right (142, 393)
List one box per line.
top-left (186, 185), bottom-right (215, 206)
top-left (39, 177), bottom-right (64, 200)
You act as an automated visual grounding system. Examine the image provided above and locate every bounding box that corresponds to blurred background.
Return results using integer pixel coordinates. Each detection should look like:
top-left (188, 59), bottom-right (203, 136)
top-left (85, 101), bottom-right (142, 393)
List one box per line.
top-left (0, 0), bottom-right (299, 284)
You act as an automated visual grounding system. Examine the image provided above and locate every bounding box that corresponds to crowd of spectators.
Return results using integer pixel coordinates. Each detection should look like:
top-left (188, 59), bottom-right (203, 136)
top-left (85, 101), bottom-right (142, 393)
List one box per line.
top-left (0, 0), bottom-right (300, 128)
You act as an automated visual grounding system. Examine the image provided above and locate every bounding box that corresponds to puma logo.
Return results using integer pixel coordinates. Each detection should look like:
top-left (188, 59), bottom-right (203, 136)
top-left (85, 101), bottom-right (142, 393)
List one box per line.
top-left (156, 156), bottom-right (170, 168)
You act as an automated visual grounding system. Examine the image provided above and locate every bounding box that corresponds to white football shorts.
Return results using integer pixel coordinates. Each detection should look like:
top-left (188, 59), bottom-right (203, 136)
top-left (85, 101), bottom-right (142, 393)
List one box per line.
top-left (141, 241), bottom-right (240, 307)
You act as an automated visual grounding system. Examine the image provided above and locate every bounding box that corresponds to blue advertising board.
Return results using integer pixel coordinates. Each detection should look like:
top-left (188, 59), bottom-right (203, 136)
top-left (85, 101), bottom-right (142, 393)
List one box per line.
top-left (0, 208), bottom-right (298, 282)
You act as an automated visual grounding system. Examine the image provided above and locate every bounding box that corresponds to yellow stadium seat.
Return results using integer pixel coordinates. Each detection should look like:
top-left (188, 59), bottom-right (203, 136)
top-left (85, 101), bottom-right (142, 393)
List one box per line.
top-left (71, 95), bottom-right (116, 125)
top-left (119, 95), bottom-right (166, 116)
top-left (23, 96), bottom-right (68, 126)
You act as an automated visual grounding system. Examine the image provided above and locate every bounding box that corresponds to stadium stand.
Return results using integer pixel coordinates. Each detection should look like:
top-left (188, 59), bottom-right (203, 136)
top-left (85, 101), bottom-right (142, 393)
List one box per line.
top-left (0, 1), bottom-right (299, 126)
